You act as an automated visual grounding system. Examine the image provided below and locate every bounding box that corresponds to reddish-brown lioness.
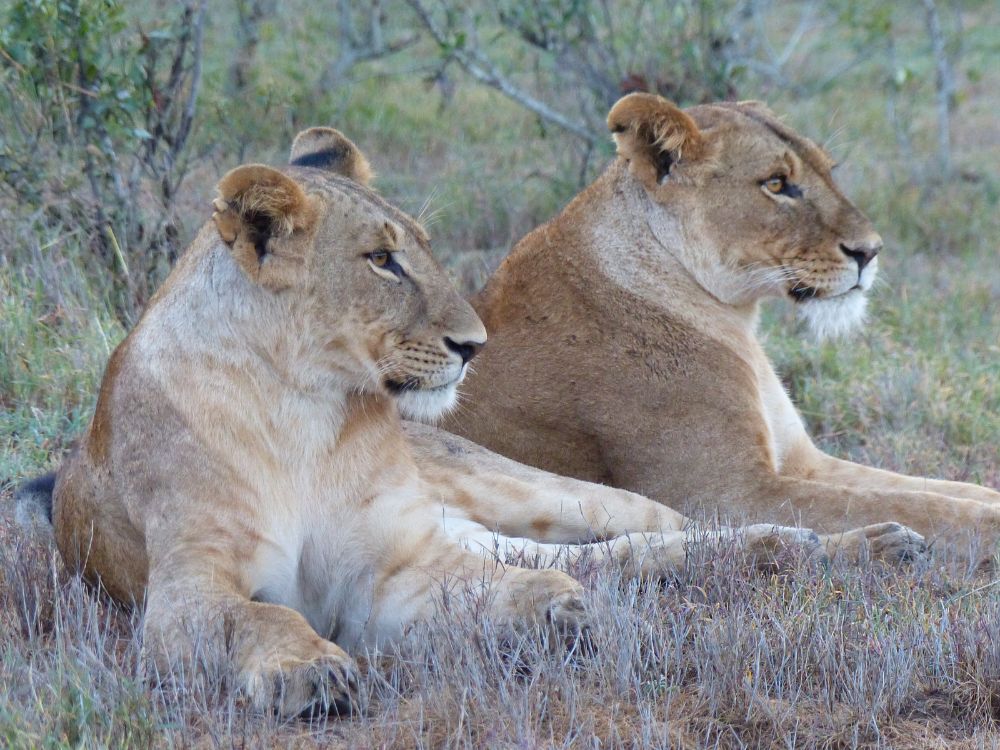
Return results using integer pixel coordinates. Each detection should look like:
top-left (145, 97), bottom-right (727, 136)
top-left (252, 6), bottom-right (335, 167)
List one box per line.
top-left (444, 93), bottom-right (1000, 559)
top-left (20, 127), bottom-right (921, 718)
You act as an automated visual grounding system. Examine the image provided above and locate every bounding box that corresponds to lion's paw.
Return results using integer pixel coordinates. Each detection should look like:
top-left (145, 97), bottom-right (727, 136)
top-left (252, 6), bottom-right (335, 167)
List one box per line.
top-left (743, 524), bottom-right (827, 572)
top-left (544, 588), bottom-right (590, 636)
top-left (246, 650), bottom-right (361, 719)
top-left (820, 522), bottom-right (929, 565)
top-left (616, 539), bottom-right (679, 581)
top-left (512, 571), bottom-right (591, 639)
top-left (861, 522), bottom-right (929, 564)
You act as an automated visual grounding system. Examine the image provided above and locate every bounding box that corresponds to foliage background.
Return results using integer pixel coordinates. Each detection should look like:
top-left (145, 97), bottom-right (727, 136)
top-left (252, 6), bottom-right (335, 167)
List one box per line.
top-left (0, 0), bottom-right (998, 746)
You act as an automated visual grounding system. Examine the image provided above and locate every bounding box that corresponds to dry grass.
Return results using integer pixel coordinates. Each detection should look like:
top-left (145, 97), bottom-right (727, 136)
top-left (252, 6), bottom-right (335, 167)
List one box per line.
top-left (2, 503), bottom-right (1000, 748)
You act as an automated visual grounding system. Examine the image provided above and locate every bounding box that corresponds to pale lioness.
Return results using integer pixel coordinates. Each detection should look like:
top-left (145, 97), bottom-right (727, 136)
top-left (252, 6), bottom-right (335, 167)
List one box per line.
top-left (17, 127), bottom-right (916, 719)
top-left (443, 93), bottom-right (1000, 557)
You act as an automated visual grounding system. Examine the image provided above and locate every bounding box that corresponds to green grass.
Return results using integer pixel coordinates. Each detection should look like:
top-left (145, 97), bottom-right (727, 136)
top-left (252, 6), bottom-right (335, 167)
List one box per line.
top-left (0, 263), bottom-right (124, 482)
top-left (2, 0), bottom-right (1000, 746)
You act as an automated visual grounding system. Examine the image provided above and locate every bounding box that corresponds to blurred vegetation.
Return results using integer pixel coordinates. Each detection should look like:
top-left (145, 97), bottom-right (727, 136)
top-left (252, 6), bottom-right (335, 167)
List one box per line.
top-left (1, 0), bottom-right (205, 317)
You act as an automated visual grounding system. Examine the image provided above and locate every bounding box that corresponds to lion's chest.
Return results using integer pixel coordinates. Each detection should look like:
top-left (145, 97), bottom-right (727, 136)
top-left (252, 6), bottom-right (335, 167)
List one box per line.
top-left (244, 474), bottom-right (427, 651)
top-left (245, 487), bottom-right (368, 636)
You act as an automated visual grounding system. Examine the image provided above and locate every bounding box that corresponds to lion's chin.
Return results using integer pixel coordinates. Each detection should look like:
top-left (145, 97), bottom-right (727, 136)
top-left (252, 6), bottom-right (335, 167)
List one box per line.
top-left (395, 384), bottom-right (459, 423)
top-left (796, 288), bottom-right (869, 340)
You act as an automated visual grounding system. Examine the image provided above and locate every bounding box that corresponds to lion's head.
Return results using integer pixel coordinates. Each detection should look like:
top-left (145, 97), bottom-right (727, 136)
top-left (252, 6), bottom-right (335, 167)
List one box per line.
top-left (209, 127), bottom-right (486, 421)
top-left (608, 93), bottom-right (881, 338)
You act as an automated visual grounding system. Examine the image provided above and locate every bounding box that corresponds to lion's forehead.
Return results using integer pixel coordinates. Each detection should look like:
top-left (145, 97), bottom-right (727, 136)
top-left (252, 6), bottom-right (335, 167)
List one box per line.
top-left (289, 168), bottom-right (432, 248)
top-left (695, 104), bottom-right (837, 176)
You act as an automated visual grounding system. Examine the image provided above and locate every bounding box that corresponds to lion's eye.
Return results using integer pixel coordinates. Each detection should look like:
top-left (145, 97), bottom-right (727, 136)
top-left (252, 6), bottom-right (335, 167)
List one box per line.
top-left (366, 249), bottom-right (406, 279)
top-left (762, 175), bottom-right (803, 199)
top-left (764, 175), bottom-right (787, 194)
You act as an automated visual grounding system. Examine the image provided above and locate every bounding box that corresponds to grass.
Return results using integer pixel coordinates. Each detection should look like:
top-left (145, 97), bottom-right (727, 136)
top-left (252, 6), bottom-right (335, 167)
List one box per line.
top-left (2, 522), bottom-right (1000, 748)
top-left (2, 1), bottom-right (1000, 747)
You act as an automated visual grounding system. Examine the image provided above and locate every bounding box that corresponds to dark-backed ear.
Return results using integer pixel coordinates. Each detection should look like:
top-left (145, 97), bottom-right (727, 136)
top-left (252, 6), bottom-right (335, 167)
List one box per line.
top-left (212, 165), bottom-right (318, 291)
top-left (289, 127), bottom-right (373, 186)
top-left (607, 93), bottom-right (705, 188)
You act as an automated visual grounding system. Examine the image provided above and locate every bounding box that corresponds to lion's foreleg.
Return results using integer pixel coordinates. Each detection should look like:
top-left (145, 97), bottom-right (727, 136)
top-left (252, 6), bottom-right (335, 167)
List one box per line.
top-left (450, 522), bottom-right (828, 580)
top-left (787, 445), bottom-right (1000, 506)
top-left (406, 421), bottom-right (687, 540)
top-left (142, 560), bottom-right (359, 718)
top-left (755, 474), bottom-right (996, 561)
top-left (433, 464), bottom-right (688, 542)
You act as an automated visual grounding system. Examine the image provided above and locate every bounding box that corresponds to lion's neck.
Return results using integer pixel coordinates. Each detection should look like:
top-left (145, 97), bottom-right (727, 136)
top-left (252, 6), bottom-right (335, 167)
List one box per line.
top-left (567, 164), bottom-right (761, 340)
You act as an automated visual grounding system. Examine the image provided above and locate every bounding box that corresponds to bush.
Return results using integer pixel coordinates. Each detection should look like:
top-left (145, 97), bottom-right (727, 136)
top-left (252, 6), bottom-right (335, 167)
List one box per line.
top-left (0, 0), bottom-right (205, 318)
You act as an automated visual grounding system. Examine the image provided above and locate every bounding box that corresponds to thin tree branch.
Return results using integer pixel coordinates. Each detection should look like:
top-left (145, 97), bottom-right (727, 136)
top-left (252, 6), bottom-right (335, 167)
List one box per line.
top-left (922, 0), bottom-right (954, 176)
top-left (406, 0), bottom-right (598, 144)
top-left (322, 0), bottom-right (418, 89)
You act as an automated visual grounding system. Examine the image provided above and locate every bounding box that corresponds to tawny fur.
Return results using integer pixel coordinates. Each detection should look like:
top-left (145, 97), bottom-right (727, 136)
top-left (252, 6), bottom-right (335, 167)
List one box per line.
top-left (45, 127), bottom-right (899, 719)
top-left (440, 93), bottom-right (1000, 561)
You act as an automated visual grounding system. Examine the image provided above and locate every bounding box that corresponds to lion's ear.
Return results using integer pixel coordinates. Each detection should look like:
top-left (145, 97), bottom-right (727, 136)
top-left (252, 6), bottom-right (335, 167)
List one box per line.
top-left (289, 127), bottom-right (373, 186)
top-left (607, 93), bottom-right (704, 187)
top-left (213, 165), bottom-right (318, 291)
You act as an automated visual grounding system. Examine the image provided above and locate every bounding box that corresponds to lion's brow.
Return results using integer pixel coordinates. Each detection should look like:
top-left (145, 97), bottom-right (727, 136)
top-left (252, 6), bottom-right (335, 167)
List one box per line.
top-left (302, 172), bottom-right (431, 248)
top-left (733, 107), bottom-right (836, 174)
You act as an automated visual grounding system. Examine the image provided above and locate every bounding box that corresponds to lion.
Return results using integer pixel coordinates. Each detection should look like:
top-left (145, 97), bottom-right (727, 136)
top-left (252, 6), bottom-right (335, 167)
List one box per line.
top-left (18, 126), bottom-right (922, 719)
top-left (441, 93), bottom-right (1000, 558)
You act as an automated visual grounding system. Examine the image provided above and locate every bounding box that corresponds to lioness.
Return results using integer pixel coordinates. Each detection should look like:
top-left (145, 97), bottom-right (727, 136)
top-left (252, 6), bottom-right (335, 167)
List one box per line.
top-left (19, 127), bottom-right (913, 718)
top-left (444, 93), bottom-right (1000, 555)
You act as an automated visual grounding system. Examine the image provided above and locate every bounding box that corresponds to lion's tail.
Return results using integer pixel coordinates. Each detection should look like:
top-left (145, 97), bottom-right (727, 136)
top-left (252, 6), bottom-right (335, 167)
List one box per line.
top-left (14, 472), bottom-right (56, 531)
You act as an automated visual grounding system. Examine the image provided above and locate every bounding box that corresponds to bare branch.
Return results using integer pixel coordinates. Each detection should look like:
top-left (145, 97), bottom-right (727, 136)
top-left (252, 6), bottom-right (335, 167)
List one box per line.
top-left (922, 0), bottom-right (954, 176)
top-left (178, 0), bottom-right (205, 157)
top-left (228, 0), bottom-right (276, 93)
top-left (406, 0), bottom-right (598, 144)
top-left (776, 1), bottom-right (818, 68)
top-left (321, 0), bottom-right (418, 89)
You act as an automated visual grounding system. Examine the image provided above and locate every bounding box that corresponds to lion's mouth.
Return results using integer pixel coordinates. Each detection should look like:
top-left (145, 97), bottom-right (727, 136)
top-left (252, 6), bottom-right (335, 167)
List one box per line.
top-left (384, 376), bottom-right (420, 394)
top-left (387, 370), bottom-right (466, 422)
top-left (789, 283), bottom-right (865, 303)
top-left (788, 284), bottom-right (819, 302)
top-left (384, 375), bottom-right (462, 395)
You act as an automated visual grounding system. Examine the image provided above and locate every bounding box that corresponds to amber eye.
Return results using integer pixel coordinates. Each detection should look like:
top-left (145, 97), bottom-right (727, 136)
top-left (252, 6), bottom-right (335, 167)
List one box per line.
top-left (764, 175), bottom-right (787, 194)
top-left (366, 249), bottom-right (406, 279)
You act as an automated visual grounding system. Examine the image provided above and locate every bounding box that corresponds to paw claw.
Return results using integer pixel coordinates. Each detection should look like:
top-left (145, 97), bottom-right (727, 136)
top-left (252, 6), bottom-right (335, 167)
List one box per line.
top-left (249, 652), bottom-right (362, 719)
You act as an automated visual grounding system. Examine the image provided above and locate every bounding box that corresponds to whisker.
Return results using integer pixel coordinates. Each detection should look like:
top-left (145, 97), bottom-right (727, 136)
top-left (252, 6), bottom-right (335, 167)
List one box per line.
top-left (416, 188), bottom-right (453, 229)
top-left (732, 260), bottom-right (799, 296)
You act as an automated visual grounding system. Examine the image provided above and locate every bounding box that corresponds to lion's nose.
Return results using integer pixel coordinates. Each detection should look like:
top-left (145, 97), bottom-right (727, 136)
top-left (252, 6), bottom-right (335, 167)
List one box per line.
top-left (444, 336), bottom-right (482, 365)
top-left (840, 241), bottom-right (880, 271)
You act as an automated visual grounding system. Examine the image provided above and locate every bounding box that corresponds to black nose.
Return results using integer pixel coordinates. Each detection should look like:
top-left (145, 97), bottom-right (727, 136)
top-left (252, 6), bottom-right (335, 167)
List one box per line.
top-left (444, 336), bottom-right (482, 365)
top-left (840, 242), bottom-right (880, 271)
